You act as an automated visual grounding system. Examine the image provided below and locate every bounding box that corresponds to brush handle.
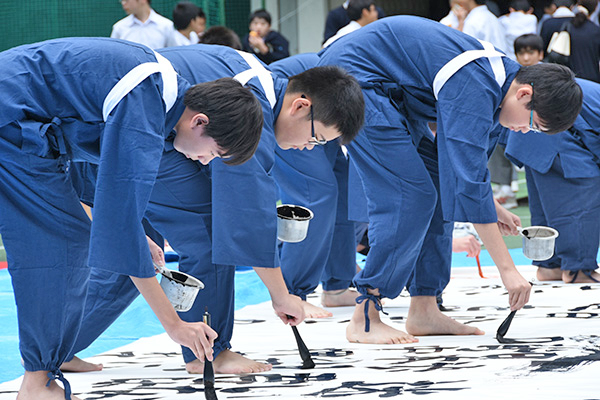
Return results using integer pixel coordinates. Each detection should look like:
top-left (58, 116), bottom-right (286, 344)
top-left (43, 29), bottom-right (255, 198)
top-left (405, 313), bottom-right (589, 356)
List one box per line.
top-left (291, 325), bottom-right (315, 369)
top-left (203, 310), bottom-right (215, 384)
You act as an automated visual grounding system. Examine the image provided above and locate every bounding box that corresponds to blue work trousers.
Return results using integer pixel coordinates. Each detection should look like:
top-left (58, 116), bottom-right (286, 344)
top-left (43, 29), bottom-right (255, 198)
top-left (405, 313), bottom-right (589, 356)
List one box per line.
top-left (526, 158), bottom-right (600, 271)
top-left (347, 120), bottom-right (452, 299)
top-left (0, 124), bottom-right (90, 372)
top-left (274, 143), bottom-right (356, 299)
top-left (73, 148), bottom-right (235, 363)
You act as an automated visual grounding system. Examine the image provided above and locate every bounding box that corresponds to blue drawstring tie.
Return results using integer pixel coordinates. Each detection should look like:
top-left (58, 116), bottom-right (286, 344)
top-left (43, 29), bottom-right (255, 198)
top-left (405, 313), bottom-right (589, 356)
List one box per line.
top-left (356, 293), bottom-right (388, 332)
top-left (46, 369), bottom-right (72, 400)
top-left (42, 117), bottom-right (71, 173)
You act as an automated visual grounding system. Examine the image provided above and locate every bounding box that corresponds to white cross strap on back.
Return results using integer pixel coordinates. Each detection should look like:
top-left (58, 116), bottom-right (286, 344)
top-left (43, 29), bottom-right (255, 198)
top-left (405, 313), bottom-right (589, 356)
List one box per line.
top-left (433, 40), bottom-right (506, 100)
top-left (102, 51), bottom-right (178, 122)
top-left (233, 50), bottom-right (277, 109)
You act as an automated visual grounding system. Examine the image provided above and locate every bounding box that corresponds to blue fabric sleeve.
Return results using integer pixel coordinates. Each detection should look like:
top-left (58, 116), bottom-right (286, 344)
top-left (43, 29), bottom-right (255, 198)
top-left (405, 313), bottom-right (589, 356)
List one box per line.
top-left (435, 67), bottom-right (500, 223)
top-left (88, 77), bottom-right (167, 278)
top-left (210, 87), bottom-right (280, 268)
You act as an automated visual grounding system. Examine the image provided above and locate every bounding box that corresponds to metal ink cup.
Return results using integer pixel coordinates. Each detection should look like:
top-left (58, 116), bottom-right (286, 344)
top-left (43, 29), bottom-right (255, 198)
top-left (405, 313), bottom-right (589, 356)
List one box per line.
top-left (159, 269), bottom-right (205, 312)
top-left (276, 204), bottom-right (314, 243)
top-left (519, 226), bottom-right (559, 261)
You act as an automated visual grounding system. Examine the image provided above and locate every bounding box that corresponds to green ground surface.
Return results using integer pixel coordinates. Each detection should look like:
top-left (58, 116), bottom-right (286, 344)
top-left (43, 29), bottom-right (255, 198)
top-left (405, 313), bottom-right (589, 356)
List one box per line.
top-left (0, 236), bottom-right (5, 262)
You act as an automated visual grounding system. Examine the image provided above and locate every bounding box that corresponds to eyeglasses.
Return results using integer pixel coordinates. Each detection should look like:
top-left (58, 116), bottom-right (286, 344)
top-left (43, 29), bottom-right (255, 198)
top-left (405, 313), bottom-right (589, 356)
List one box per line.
top-left (302, 95), bottom-right (327, 146)
top-left (528, 82), bottom-right (542, 133)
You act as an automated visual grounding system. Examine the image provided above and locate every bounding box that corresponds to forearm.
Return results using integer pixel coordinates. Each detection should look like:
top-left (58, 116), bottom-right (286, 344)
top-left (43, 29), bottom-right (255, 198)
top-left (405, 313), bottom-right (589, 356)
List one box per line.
top-left (253, 266), bottom-right (305, 325)
top-left (472, 222), bottom-right (515, 273)
top-left (131, 276), bottom-right (180, 332)
top-left (253, 266), bottom-right (289, 301)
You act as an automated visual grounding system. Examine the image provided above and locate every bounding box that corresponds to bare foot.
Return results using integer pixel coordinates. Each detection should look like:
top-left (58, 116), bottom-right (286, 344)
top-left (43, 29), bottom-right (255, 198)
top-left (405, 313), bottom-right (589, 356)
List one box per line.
top-left (321, 288), bottom-right (360, 307)
top-left (563, 269), bottom-right (600, 284)
top-left (406, 296), bottom-right (484, 336)
top-left (186, 349), bottom-right (272, 374)
top-left (346, 298), bottom-right (418, 344)
top-left (536, 267), bottom-right (562, 281)
top-left (302, 300), bottom-right (333, 318)
top-left (60, 356), bottom-right (103, 372)
top-left (18, 371), bottom-right (82, 400)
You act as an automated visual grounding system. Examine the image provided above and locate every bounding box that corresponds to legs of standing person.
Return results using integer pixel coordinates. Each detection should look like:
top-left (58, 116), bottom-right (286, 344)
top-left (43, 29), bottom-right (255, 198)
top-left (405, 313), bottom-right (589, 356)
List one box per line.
top-left (345, 117), bottom-right (437, 344)
top-left (145, 148), bottom-right (271, 374)
top-left (321, 145), bottom-right (360, 307)
top-left (63, 269), bottom-right (138, 372)
top-left (404, 137), bottom-right (484, 336)
top-left (274, 144), bottom-right (338, 318)
top-left (525, 166), bottom-right (563, 281)
top-left (63, 164), bottom-right (155, 373)
top-left (528, 159), bottom-right (600, 283)
top-left (0, 124), bottom-right (88, 399)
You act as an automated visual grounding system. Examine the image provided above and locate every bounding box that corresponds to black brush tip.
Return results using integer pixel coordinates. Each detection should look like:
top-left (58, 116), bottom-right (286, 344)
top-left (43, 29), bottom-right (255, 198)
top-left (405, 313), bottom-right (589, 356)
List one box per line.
top-left (204, 381), bottom-right (218, 400)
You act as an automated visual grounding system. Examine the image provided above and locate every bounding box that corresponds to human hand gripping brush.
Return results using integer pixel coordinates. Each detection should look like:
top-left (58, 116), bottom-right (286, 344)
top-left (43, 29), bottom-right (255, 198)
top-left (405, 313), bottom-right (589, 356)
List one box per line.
top-left (496, 282), bottom-right (535, 344)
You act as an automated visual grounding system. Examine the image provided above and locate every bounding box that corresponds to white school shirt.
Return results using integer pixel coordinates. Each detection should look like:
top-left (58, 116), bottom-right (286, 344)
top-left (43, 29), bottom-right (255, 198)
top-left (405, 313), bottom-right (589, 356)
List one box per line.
top-left (167, 30), bottom-right (199, 47)
top-left (323, 21), bottom-right (362, 48)
top-left (462, 5), bottom-right (507, 53)
top-left (440, 11), bottom-right (458, 29)
top-left (111, 9), bottom-right (174, 50)
top-left (499, 11), bottom-right (537, 60)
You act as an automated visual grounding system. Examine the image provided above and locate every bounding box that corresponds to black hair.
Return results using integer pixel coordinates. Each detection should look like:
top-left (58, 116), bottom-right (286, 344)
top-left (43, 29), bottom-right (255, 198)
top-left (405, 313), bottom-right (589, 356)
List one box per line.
top-left (509, 0), bottom-right (531, 11)
top-left (572, 0), bottom-right (597, 27)
top-left (249, 9), bottom-right (271, 25)
top-left (287, 66), bottom-right (364, 144)
top-left (199, 26), bottom-right (242, 50)
top-left (347, 0), bottom-right (376, 21)
top-left (183, 78), bottom-right (263, 165)
top-left (553, 0), bottom-right (574, 7)
top-left (514, 63), bottom-right (582, 134)
top-left (475, 0), bottom-right (486, 5)
top-left (172, 1), bottom-right (200, 31)
top-left (514, 33), bottom-right (544, 54)
top-left (198, 8), bottom-right (206, 19)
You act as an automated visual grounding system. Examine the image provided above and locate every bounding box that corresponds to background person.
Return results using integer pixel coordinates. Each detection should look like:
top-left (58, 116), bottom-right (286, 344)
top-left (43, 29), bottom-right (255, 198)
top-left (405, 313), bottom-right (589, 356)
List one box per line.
top-left (168, 1), bottom-right (204, 46)
top-left (242, 9), bottom-right (289, 64)
top-left (110, 0), bottom-right (174, 49)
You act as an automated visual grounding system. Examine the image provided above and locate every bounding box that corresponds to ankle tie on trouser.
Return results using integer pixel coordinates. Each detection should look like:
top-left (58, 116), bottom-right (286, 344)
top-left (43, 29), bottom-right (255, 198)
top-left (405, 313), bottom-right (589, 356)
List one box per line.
top-left (569, 269), bottom-right (600, 283)
top-left (46, 369), bottom-right (72, 400)
top-left (356, 294), bottom-right (388, 332)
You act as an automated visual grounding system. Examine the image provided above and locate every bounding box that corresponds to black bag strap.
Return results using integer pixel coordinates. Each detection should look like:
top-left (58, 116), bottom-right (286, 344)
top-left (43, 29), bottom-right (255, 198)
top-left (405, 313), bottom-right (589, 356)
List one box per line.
top-left (559, 18), bottom-right (573, 34)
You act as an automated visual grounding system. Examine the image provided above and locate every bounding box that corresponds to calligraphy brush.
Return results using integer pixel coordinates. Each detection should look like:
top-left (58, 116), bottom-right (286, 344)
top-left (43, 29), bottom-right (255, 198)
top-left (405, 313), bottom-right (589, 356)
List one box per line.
top-left (203, 307), bottom-right (218, 400)
top-left (476, 254), bottom-right (486, 278)
top-left (496, 310), bottom-right (517, 343)
top-left (287, 315), bottom-right (315, 369)
top-left (496, 282), bottom-right (534, 344)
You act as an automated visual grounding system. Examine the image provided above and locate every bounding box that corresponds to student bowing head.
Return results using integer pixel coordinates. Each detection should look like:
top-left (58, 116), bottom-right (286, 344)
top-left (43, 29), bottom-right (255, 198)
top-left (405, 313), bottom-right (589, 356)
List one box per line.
top-left (174, 78), bottom-right (263, 165)
top-left (499, 63), bottom-right (582, 135)
top-left (274, 66), bottom-right (364, 150)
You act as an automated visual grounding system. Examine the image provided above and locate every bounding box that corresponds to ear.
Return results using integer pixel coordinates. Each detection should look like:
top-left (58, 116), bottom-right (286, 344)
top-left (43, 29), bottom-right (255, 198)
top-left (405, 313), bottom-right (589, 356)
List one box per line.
top-left (191, 113), bottom-right (209, 127)
top-left (289, 96), bottom-right (311, 116)
top-left (515, 85), bottom-right (533, 101)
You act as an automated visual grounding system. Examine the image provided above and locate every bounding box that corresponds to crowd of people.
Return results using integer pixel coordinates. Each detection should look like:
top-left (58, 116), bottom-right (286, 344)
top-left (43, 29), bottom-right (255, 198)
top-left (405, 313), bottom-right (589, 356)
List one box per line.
top-left (0, 1), bottom-right (597, 399)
